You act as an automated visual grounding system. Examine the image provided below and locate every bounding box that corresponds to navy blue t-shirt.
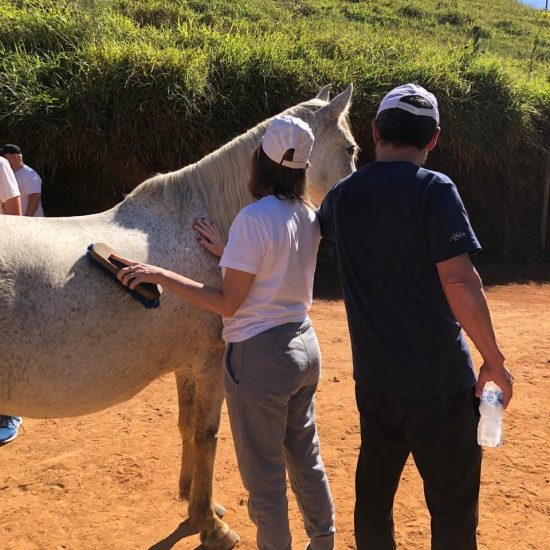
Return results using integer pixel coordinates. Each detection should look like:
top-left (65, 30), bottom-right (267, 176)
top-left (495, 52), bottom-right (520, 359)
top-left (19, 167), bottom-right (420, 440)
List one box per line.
top-left (317, 161), bottom-right (480, 396)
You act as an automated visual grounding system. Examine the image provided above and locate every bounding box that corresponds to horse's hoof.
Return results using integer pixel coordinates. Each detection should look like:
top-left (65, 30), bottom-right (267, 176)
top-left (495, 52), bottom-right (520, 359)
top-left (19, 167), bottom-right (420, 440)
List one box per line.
top-left (214, 502), bottom-right (226, 518)
top-left (200, 522), bottom-right (240, 550)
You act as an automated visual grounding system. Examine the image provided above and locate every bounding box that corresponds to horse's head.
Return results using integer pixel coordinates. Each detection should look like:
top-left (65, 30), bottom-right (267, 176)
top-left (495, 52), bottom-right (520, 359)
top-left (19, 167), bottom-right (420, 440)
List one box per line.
top-left (290, 85), bottom-right (357, 206)
top-left (130, 84), bottom-right (357, 238)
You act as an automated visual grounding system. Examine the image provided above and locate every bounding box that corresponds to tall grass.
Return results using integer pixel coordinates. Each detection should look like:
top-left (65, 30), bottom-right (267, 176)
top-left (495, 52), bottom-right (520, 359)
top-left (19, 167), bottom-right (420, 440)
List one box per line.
top-left (0, 0), bottom-right (548, 258)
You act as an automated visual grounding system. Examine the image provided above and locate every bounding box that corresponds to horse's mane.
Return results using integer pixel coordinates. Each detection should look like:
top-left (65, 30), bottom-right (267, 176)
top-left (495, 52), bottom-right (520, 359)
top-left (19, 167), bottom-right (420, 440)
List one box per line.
top-left (125, 98), bottom-right (341, 238)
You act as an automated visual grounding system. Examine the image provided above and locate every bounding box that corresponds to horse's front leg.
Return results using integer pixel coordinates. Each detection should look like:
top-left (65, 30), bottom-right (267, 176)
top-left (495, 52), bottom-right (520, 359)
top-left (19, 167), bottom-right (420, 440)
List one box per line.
top-left (189, 358), bottom-right (239, 550)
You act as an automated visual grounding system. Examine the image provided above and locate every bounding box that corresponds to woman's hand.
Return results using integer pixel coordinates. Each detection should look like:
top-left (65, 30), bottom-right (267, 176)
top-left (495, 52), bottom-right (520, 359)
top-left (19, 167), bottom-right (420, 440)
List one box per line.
top-left (112, 255), bottom-right (165, 290)
top-left (193, 218), bottom-right (225, 257)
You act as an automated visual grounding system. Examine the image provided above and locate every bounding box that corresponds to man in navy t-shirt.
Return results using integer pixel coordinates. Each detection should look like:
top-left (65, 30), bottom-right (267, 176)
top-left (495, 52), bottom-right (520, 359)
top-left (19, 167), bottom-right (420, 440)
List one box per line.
top-left (317, 83), bottom-right (514, 550)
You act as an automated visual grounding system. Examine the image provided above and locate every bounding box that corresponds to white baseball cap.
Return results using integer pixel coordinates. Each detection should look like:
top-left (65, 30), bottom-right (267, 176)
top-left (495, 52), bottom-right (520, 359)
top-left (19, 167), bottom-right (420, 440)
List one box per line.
top-left (376, 83), bottom-right (439, 124)
top-left (261, 115), bottom-right (314, 169)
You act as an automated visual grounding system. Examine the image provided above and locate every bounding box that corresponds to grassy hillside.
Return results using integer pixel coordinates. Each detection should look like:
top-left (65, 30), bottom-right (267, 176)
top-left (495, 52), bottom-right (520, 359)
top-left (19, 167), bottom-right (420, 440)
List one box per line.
top-left (0, 0), bottom-right (549, 259)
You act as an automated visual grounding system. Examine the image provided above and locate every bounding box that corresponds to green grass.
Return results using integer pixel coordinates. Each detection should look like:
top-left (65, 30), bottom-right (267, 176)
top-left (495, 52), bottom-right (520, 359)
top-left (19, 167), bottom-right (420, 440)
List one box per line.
top-left (0, 0), bottom-right (549, 258)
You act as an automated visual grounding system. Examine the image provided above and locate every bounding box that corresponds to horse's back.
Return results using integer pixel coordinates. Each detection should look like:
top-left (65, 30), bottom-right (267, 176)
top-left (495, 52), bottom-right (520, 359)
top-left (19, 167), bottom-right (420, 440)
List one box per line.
top-left (0, 206), bottom-right (222, 418)
top-left (0, 211), bottom-right (133, 315)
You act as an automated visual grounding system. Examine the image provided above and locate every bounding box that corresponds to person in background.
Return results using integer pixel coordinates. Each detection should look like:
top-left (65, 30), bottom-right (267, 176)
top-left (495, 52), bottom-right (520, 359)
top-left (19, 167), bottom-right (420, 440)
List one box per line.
top-left (317, 83), bottom-right (513, 550)
top-left (0, 155), bottom-right (23, 445)
top-left (0, 144), bottom-right (44, 217)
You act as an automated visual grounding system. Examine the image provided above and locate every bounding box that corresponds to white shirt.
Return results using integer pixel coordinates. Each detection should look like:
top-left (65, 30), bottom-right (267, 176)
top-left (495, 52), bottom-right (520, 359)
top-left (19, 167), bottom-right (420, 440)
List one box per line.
top-left (15, 164), bottom-right (44, 217)
top-left (220, 195), bottom-right (321, 343)
top-left (0, 156), bottom-right (20, 214)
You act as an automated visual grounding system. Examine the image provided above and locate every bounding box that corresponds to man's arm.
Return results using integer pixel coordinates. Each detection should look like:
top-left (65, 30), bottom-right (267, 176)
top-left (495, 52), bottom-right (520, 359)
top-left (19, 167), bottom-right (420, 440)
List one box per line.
top-left (2, 196), bottom-right (22, 215)
top-left (437, 253), bottom-right (513, 407)
top-left (25, 193), bottom-right (41, 216)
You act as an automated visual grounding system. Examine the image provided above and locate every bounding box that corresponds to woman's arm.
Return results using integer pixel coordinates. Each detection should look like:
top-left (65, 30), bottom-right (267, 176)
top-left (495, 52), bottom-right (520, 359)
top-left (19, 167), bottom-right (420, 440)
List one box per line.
top-left (113, 255), bottom-right (254, 317)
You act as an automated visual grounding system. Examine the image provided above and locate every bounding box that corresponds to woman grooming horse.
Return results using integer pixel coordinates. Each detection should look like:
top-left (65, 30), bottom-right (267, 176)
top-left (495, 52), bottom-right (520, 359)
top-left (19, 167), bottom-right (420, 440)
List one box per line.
top-left (116, 115), bottom-right (335, 550)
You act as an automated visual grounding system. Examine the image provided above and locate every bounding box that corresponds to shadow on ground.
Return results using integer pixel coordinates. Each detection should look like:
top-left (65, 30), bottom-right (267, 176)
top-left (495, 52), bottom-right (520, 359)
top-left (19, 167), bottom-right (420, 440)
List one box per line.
top-left (148, 519), bottom-right (202, 550)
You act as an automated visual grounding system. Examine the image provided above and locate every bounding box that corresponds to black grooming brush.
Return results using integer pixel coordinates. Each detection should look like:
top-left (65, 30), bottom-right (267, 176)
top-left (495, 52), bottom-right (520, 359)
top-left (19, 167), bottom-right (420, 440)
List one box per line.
top-left (87, 243), bottom-right (162, 309)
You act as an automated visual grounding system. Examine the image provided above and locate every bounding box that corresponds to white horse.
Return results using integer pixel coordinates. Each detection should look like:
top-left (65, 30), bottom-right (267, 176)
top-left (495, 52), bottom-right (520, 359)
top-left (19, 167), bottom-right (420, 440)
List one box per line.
top-left (0, 85), bottom-right (356, 549)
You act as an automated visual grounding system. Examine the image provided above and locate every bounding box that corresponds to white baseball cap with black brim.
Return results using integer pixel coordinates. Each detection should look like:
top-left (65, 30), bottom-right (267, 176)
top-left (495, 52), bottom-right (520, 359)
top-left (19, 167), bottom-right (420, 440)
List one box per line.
top-left (261, 115), bottom-right (314, 169)
top-left (376, 83), bottom-right (440, 125)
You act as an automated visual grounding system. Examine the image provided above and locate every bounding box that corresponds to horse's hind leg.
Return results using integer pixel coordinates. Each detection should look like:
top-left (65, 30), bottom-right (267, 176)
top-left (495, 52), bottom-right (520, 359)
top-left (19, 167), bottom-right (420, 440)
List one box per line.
top-left (175, 370), bottom-right (195, 503)
top-left (175, 370), bottom-right (227, 519)
top-left (188, 360), bottom-right (239, 550)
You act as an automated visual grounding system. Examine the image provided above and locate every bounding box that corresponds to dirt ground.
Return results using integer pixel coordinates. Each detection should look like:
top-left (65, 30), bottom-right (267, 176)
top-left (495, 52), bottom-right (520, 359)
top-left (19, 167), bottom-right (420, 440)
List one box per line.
top-left (1, 281), bottom-right (549, 550)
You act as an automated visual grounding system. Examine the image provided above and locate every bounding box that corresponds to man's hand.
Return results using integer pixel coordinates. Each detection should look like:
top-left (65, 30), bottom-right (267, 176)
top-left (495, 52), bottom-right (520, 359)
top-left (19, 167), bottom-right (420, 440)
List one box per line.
top-left (476, 363), bottom-right (514, 409)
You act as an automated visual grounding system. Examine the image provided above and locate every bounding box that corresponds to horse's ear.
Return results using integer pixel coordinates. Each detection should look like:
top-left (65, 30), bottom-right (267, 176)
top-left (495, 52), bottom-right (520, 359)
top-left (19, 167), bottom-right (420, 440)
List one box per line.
top-left (319, 84), bottom-right (353, 120)
top-left (315, 84), bottom-right (331, 101)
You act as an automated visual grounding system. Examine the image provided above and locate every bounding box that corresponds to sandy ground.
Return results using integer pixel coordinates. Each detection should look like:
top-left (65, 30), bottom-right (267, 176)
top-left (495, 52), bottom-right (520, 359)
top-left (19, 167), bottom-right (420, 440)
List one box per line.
top-left (1, 282), bottom-right (549, 549)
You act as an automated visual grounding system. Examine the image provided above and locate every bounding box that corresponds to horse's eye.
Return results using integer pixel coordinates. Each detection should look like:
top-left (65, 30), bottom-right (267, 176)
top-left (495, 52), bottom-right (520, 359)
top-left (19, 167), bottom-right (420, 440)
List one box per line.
top-left (347, 145), bottom-right (356, 155)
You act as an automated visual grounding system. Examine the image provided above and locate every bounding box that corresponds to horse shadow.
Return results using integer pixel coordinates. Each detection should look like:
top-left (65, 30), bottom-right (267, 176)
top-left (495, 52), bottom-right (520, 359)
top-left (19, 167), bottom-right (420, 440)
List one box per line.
top-left (148, 518), bottom-right (204, 550)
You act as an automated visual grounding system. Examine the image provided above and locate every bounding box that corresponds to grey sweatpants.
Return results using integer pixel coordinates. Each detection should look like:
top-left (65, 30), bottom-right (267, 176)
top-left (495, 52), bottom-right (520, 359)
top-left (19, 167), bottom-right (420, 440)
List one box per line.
top-left (224, 321), bottom-right (335, 550)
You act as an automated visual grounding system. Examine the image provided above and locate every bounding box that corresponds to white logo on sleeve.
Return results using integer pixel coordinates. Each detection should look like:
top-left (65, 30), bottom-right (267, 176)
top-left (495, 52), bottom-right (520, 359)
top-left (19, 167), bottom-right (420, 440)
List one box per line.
top-left (449, 231), bottom-right (467, 243)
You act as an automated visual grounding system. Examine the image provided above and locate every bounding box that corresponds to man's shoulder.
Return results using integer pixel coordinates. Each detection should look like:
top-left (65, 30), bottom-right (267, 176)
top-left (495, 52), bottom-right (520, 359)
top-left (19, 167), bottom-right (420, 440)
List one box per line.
top-left (22, 164), bottom-right (39, 174)
top-left (346, 162), bottom-right (377, 183)
top-left (18, 164), bottom-right (41, 181)
top-left (417, 167), bottom-right (455, 188)
top-left (326, 162), bottom-right (375, 197)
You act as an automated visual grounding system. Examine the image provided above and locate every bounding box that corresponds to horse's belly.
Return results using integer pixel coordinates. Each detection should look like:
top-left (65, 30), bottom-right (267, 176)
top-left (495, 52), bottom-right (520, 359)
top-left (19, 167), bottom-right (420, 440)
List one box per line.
top-left (0, 299), bottom-right (221, 418)
top-left (1, 343), bottom-right (182, 417)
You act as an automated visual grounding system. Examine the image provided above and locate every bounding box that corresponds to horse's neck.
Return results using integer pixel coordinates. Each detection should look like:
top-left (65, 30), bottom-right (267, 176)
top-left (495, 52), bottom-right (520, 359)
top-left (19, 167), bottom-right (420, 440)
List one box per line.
top-left (181, 101), bottom-right (321, 235)
top-left (177, 124), bottom-right (268, 237)
top-left (127, 100), bottom-right (324, 237)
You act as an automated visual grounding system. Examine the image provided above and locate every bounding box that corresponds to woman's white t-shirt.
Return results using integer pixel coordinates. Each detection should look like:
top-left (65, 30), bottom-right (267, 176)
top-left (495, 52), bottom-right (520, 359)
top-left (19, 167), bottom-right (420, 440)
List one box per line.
top-left (219, 195), bottom-right (320, 343)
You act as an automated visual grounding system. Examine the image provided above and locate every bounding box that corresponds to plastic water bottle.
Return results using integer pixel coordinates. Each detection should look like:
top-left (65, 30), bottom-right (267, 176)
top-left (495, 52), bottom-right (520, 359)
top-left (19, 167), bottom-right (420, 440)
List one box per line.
top-left (477, 381), bottom-right (504, 447)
